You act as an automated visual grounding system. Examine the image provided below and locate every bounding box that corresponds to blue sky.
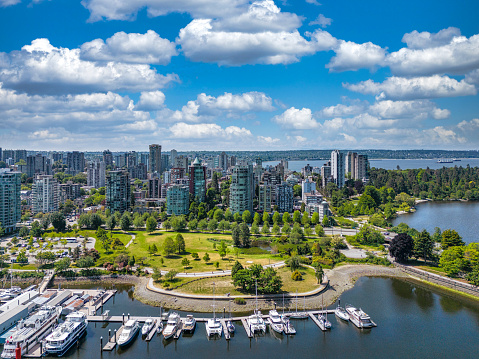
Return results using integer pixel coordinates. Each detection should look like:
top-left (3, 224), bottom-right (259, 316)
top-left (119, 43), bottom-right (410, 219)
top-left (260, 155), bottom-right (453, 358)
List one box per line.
top-left (0, 0), bottom-right (478, 151)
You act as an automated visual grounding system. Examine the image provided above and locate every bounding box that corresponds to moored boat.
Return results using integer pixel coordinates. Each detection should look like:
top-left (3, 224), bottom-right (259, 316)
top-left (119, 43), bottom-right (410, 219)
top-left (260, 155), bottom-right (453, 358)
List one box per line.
top-left (226, 320), bottom-right (235, 333)
top-left (44, 311), bottom-right (88, 356)
top-left (281, 315), bottom-right (296, 335)
top-left (141, 318), bottom-right (154, 336)
top-left (267, 310), bottom-right (284, 334)
top-left (345, 305), bottom-right (376, 329)
top-left (117, 319), bottom-right (140, 347)
top-left (318, 314), bottom-right (332, 330)
top-left (247, 310), bottom-right (266, 333)
top-left (162, 312), bottom-right (181, 339)
top-left (183, 315), bottom-right (196, 333)
top-left (205, 317), bottom-right (223, 337)
top-left (335, 306), bottom-right (350, 321)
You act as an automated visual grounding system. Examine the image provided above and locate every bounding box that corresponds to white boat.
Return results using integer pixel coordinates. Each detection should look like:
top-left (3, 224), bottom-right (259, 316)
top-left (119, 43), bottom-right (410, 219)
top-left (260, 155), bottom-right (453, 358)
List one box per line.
top-left (318, 314), bottom-right (332, 330)
top-left (183, 315), bottom-right (196, 333)
top-left (268, 310), bottom-right (284, 334)
top-left (226, 320), bottom-right (235, 333)
top-left (156, 321), bottom-right (164, 334)
top-left (162, 312), bottom-right (181, 339)
top-left (117, 319), bottom-right (140, 347)
top-left (335, 306), bottom-right (350, 321)
top-left (2, 306), bottom-right (62, 358)
top-left (44, 311), bottom-right (88, 356)
top-left (345, 305), bottom-right (376, 329)
top-left (247, 310), bottom-right (266, 333)
top-left (141, 318), bottom-right (154, 336)
top-left (288, 291), bottom-right (308, 319)
top-left (281, 315), bottom-right (296, 335)
top-left (205, 318), bottom-right (223, 337)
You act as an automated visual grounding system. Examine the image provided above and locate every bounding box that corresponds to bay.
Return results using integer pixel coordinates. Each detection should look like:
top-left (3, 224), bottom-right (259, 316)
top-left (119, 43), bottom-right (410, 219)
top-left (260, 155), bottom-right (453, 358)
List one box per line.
top-left (392, 201), bottom-right (479, 244)
top-left (43, 278), bottom-right (479, 359)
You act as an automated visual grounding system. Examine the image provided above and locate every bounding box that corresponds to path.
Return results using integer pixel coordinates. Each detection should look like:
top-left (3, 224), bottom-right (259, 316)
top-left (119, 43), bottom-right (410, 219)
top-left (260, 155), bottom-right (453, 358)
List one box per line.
top-left (125, 233), bottom-right (136, 248)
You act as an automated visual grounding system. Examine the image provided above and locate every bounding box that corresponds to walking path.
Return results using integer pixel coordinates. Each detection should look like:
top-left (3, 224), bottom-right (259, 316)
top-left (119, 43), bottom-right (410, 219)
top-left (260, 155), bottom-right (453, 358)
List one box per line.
top-left (125, 233), bottom-right (136, 248)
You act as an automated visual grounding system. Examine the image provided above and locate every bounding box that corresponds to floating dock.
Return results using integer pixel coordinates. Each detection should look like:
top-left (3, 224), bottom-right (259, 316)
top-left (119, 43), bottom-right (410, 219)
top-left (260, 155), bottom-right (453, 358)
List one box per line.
top-left (145, 320), bottom-right (158, 342)
top-left (241, 318), bottom-right (253, 338)
top-left (219, 319), bottom-right (230, 340)
top-left (103, 325), bottom-right (124, 351)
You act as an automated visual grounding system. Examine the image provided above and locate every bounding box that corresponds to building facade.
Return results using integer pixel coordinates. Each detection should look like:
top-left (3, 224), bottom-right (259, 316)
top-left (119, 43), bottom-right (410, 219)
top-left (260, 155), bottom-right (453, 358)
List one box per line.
top-left (32, 175), bottom-right (60, 214)
top-left (276, 183), bottom-right (294, 213)
top-left (258, 184), bottom-right (272, 213)
top-left (166, 185), bottom-right (189, 215)
top-left (0, 169), bottom-right (21, 233)
top-left (189, 158), bottom-right (207, 203)
top-left (229, 163), bottom-right (254, 214)
top-left (26, 154), bottom-right (52, 178)
top-left (331, 150), bottom-right (345, 188)
top-left (87, 160), bottom-right (106, 188)
top-left (301, 177), bottom-right (316, 201)
top-left (66, 151), bottom-right (85, 175)
top-left (149, 144), bottom-right (162, 174)
top-left (103, 150), bottom-right (114, 167)
top-left (106, 171), bottom-right (130, 213)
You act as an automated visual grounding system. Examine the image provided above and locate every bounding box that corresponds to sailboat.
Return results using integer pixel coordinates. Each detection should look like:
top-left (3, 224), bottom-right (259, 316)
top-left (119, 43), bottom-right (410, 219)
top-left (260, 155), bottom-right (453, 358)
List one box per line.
top-left (288, 291), bottom-right (308, 319)
top-left (226, 300), bottom-right (235, 333)
top-left (246, 280), bottom-right (266, 333)
top-left (317, 294), bottom-right (331, 330)
top-left (205, 283), bottom-right (223, 337)
top-left (281, 294), bottom-right (296, 335)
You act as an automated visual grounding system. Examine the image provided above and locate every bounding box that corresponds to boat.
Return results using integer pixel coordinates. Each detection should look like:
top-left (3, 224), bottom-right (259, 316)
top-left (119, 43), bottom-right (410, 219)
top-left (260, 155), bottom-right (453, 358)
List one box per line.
top-left (44, 311), bottom-right (88, 356)
top-left (335, 306), bottom-right (350, 321)
top-left (163, 312), bottom-right (181, 339)
top-left (141, 318), bottom-right (154, 336)
top-left (288, 291), bottom-right (308, 319)
top-left (2, 306), bottom-right (62, 358)
top-left (268, 310), bottom-right (284, 334)
top-left (437, 159), bottom-right (453, 163)
top-left (318, 314), bottom-right (332, 330)
top-left (345, 305), bottom-right (376, 329)
top-left (117, 319), bottom-right (140, 347)
top-left (205, 283), bottom-right (222, 337)
top-left (183, 315), bottom-right (196, 333)
top-left (156, 321), bottom-right (164, 334)
top-left (226, 320), bottom-right (235, 333)
top-left (281, 315), bottom-right (296, 335)
top-left (453, 158), bottom-right (461, 161)
top-left (246, 280), bottom-right (266, 333)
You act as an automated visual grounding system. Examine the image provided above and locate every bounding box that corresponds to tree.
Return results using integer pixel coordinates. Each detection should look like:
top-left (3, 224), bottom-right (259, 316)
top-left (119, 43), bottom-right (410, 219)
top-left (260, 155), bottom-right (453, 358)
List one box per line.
top-left (76, 256), bottom-right (95, 268)
top-left (301, 212), bottom-right (310, 225)
top-left (293, 210), bottom-right (301, 223)
top-left (55, 257), bottom-right (71, 272)
top-left (41, 215), bottom-right (50, 231)
top-left (218, 241), bottom-right (227, 259)
top-left (165, 270), bottom-right (178, 281)
top-left (414, 230), bottom-right (434, 262)
top-left (16, 249), bottom-right (28, 263)
top-left (314, 263), bottom-right (324, 284)
top-left (133, 216), bottom-right (144, 230)
top-left (439, 246), bottom-right (467, 277)
top-left (389, 233), bottom-right (414, 263)
top-left (198, 219), bottom-right (208, 232)
top-left (106, 216), bottom-right (117, 232)
top-left (30, 221), bottom-right (42, 237)
top-left (89, 213), bottom-right (103, 230)
top-left (207, 219), bottom-right (218, 232)
top-left (282, 223), bottom-right (291, 234)
top-left (432, 227), bottom-right (442, 242)
top-left (242, 210), bottom-right (252, 224)
top-left (262, 212), bottom-right (270, 224)
top-left (187, 219), bottom-right (198, 231)
top-left (322, 215), bottom-right (330, 227)
top-left (311, 212), bottom-right (319, 225)
top-left (182, 258), bottom-right (190, 269)
top-left (174, 233), bottom-right (186, 254)
top-left (315, 224), bottom-right (325, 237)
top-left (286, 255), bottom-right (301, 272)
top-left (203, 252), bottom-right (210, 262)
top-left (171, 215), bottom-right (187, 232)
top-left (225, 209), bottom-right (234, 222)
top-left (232, 225), bottom-right (241, 247)
top-left (239, 222), bottom-right (250, 247)
top-left (218, 219), bottom-right (230, 233)
top-left (441, 229), bottom-right (464, 249)
top-left (191, 252), bottom-right (199, 260)
top-left (35, 251), bottom-right (56, 267)
top-left (272, 223), bottom-right (280, 235)
top-left (146, 217), bottom-right (157, 233)
top-left (120, 212), bottom-right (132, 231)
top-left (213, 209), bottom-right (224, 222)
top-left (233, 213), bottom-right (242, 223)
top-left (152, 267), bottom-right (162, 281)
top-left (272, 211), bottom-right (281, 225)
top-left (163, 237), bottom-right (176, 257)
top-left (251, 223), bottom-right (259, 234)
top-left (163, 219), bottom-right (172, 231)
top-left (282, 212), bottom-right (291, 224)
top-left (19, 226), bottom-right (29, 238)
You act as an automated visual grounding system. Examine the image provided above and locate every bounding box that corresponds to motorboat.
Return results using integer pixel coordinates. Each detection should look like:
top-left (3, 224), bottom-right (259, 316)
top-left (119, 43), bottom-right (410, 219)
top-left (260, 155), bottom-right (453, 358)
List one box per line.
top-left (268, 310), bottom-right (284, 334)
top-left (44, 311), bottom-right (88, 356)
top-left (156, 321), bottom-right (164, 334)
top-left (226, 320), bottom-right (235, 333)
top-left (318, 314), bottom-right (332, 330)
top-left (247, 310), bottom-right (266, 333)
top-left (117, 319), bottom-right (140, 347)
top-left (345, 305), bottom-right (376, 329)
top-left (2, 306), bottom-right (62, 358)
top-left (281, 315), bottom-right (296, 335)
top-left (183, 315), bottom-right (196, 333)
top-left (335, 306), bottom-right (350, 321)
top-left (141, 318), bottom-right (155, 336)
top-left (205, 317), bottom-right (223, 337)
top-left (163, 312), bottom-right (181, 339)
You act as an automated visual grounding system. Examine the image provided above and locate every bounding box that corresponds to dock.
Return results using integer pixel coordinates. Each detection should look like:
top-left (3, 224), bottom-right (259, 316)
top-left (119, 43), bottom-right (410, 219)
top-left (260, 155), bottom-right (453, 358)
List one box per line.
top-left (23, 343), bottom-right (43, 358)
top-left (173, 320), bottom-right (184, 339)
top-left (145, 320), bottom-right (158, 342)
top-left (219, 319), bottom-right (230, 340)
top-left (103, 325), bottom-right (124, 351)
top-left (308, 312), bottom-right (327, 331)
top-left (241, 318), bottom-right (253, 338)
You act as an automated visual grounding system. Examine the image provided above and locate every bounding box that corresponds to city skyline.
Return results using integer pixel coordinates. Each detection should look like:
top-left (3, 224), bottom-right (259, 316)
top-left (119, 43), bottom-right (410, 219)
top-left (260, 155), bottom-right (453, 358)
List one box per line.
top-left (0, 0), bottom-right (478, 151)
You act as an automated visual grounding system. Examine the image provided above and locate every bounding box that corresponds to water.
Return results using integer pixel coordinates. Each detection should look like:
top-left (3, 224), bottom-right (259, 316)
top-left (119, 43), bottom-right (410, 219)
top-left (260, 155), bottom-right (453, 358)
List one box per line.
top-left (392, 201), bottom-right (479, 244)
top-left (42, 278), bottom-right (479, 359)
top-left (263, 158), bottom-right (479, 172)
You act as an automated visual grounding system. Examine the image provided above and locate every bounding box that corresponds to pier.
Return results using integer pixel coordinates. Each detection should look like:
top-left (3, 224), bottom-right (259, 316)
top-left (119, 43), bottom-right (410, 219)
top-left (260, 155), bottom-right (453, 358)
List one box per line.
top-left (145, 320), bottom-right (158, 342)
top-left (219, 319), bottom-right (230, 340)
top-left (103, 325), bottom-right (124, 351)
top-left (173, 320), bottom-right (184, 339)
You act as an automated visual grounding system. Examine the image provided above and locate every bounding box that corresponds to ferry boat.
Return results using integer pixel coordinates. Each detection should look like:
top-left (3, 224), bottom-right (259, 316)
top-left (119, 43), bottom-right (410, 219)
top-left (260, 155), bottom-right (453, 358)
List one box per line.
top-left (162, 312), bottom-right (181, 339)
top-left (141, 318), bottom-right (154, 336)
top-left (437, 159), bottom-right (453, 164)
top-left (44, 312), bottom-right (88, 356)
top-left (117, 319), bottom-right (140, 347)
top-left (267, 310), bottom-right (284, 334)
top-left (183, 315), bottom-right (196, 333)
top-left (345, 305), bottom-right (376, 329)
top-left (1, 306), bottom-right (62, 358)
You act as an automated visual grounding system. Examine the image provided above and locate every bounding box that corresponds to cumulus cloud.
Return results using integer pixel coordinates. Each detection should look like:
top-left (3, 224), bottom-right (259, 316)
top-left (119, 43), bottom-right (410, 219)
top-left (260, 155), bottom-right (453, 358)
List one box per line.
top-left (81, 0), bottom-right (248, 22)
top-left (0, 38), bottom-right (179, 95)
top-left (305, 0), bottom-right (321, 5)
top-left (327, 40), bottom-right (387, 72)
top-left (465, 69), bottom-right (479, 85)
top-left (402, 27), bottom-right (462, 49)
top-left (319, 103), bottom-right (365, 118)
top-left (169, 122), bottom-right (252, 139)
top-left (344, 75), bottom-right (477, 100)
top-left (0, 0), bottom-right (20, 7)
top-left (135, 91), bottom-right (166, 111)
top-left (80, 30), bottom-right (178, 65)
top-left (368, 100), bottom-right (450, 120)
top-left (257, 135), bottom-right (280, 143)
top-left (273, 107), bottom-right (319, 129)
top-left (309, 14), bottom-right (332, 28)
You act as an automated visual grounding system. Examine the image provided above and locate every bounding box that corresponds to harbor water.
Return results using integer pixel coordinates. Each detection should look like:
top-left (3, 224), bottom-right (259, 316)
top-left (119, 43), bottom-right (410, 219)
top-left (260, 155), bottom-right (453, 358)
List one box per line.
top-left (45, 278), bottom-right (479, 359)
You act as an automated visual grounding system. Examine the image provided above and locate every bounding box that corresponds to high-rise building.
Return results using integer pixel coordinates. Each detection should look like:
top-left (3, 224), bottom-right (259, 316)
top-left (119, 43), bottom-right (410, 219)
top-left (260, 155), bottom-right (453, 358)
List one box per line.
top-left (106, 171), bottom-right (130, 213)
top-left (173, 155), bottom-right (188, 173)
top-left (345, 151), bottom-right (354, 176)
top-left (51, 152), bottom-right (63, 163)
top-left (149, 144), bottom-right (161, 174)
top-left (321, 162), bottom-right (332, 188)
top-left (140, 153), bottom-right (149, 169)
top-left (0, 147), bottom-right (2, 162)
top-left (0, 169), bottom-right (21, 233)
top-left (87, 160), bottom-right (106, 188)
top-left (128, 163), bottom-right (147, 180)
top-left (60, 181), bottom-right (81, 201)
top-left (276, 183), bottom-right (293, 213)
top-left (32, 175), bottom-right (60, 214)
top-left (127, 151), bottom-right (137, 168)
top-left (331, 150), bottom-right (345, 188)
top-left (14, 150), bottom-right (27, 163)
top-left (258, 184), bottom-right (272, 213)
top-left (148, 177), bottom-right (161, 198)
top-left (2, 150), bottom-right (13, 162)
top-left (229, 155), bottom-right (237, 167)
top-left (218, 152), bottom-right (228, 171)
top-left (170, 168), bottom-right (186, 183)
top-left (301, 177), bottom-right (316, 201)
top-left (160, 154), bottom-right (169, 172)
top-left (355, 154), bottom-right (368, 181)
top-left (103, 150), bottom-right (114, 167)
top-left (189, 158), bottom-right (206, 203)
top-left (166, 185), bottom-right (189, 215)
top-left (229, 163), bottom-right (254, 214)
top-left (66, 151), bottom-right (85, 175)
top-left (170, 149), bottom-right (177, 167)
top-left (26, 154), bottom-right (52, 178)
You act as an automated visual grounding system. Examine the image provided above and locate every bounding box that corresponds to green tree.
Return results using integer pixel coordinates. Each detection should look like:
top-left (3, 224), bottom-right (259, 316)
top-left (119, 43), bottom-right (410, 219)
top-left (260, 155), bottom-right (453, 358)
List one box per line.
top-left (282, 222), bottom-right (291, 234)
top-left (225, 209), bottom-right (234, 222)
top-left (231, 260), bottom-right (244, 276)
top-left (146, 216), bottom-right (157, 233)
top-left (16, 249), bottom-right (28, 263)
top-left (322, 215), bottom-right (330, 227)
top-left (203, 252), bottom-right (210, 262)
top-left (182, 258), bottom-right (190, 269)
top-left (89, 213), bottom-right (103, 230)
top-left (414, 230), bottom-right (434, 263)
top-left (286, 255), bottom-right (301, 272)
top-left (311, 212), bottom-right (319, 225)
top-left (441, 229), bottom-right (465, 249)
top-left (239, 222), bottom-right (251, 247)
top-left (40, 215), bottom-right (50, 231)
top-left (187, 218), bottom-right (198, 231)
top-left (120, 212), bottom-right (132, 231)
top-left (19, 226), bottom-right (29, 238)
top-left (261, 222), bottom-right (270, 235)
top-left (272, 211), bottom-right (281, 225)
top-left (165, 270), bottom-right (178, 281)
top-left (218, 241), bottom-right (227, 259)
top-left (208, 219), bottom-right (218, 232)
top-left (191, 252), bottom-right (199, 260)
top-left (174, 233), bottom-right (186, 254)
top-left (301, 212), bottom-right (310, 225)
top-left (251, 222), bottom-right (259, 234)
top-left (315, 224), bottom-right (325, 237)
top-left (232, 225), bottom-right (241, 246)
top-left (55, 257), bottom-right (71, 272)
top-left (282, 212), bottom-right (291, 224)
top-left (106, 216), bottom-right (117, 232)
top-left (439, 246), bottom-right (467, 277)
top-left (292, 210), bottom-right (301, 223)
top-left (163, 237), bottom-right (176, 256)
top-left (152, 267), bottom-right (162, 281)
top-left (314, 263), bottom-right (324, 284)
top-left (262, 212), bottom-right (270, 224)
top-left (272, 223), bottom-right (280, 235)
top-left (218, 219), bottom-right (230, 233)
top-left (242, 210), bottom-right (252, 224)
top-left (198, 219), bottom-right (208, 232)
top-left (171, 215), bottom-right (187, 232)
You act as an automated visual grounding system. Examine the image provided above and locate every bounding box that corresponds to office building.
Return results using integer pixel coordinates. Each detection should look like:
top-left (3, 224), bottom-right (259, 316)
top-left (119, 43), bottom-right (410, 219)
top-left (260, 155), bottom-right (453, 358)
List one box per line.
top-left (276, 183), bottom-right (294, 213)
top-left (149, 144), bottom-right (161, 174)
top-left (218, 152), bottom-right (228, 171)
top-left (301, 177), bottom-right (316, 201)
top-left (166, 185), bottom-right (189, 215)
top-left (26, 154), bottom-right (52, 178)
top-left (321, 162), bottom-right (332, 188)
top-left (170, 149), bottom-right (178, 168)
top-left (0, 169), bottom-right (21, 233)
top-left (87, 160), bottom-right (106, 188)
top-left (103, 150), bottom-right (114, 167)
top-left (258, 184), bottom-right (272, 213)
top-left (66, 151), bottom-right (85, 175)
top-left (148, 177), bottom-right (161, 198)
top-left (347, 152), bottom-right (369, 181)
top-left (106, 171), bottom-right (130, 213)
top-left (60, 181), bottom-right (81, 201)
top-left (229, 163), bottom-right (254, 214)
top-left (32, 175), bottom-right (60, 214)
top-left (51, 152), bottom-right (63, 163)
top-left (14, 150), bottom-right (27, 163)
top-left (160, 154), bottom-right (169, 172)
top-left (189, 158), bottom-right (206, 203)
top-left (331, 150), bottom-right (345, 188)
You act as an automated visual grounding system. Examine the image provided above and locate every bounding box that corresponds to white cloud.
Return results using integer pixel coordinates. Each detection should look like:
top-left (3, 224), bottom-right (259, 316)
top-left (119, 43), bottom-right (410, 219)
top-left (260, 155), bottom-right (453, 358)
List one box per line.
top-left (422, 126), bottom-right (466, 144)
top-left (319, 103), bottom-right (365, 118)
top-left (117, 119), bottom-right (159, 132)
top-left (368, 100), bottom-right (450, 120)
top-left (294, 135), bottom-right (307, 142)
top-left (327, 40), bottom-right (387, 72)
top-left (340, 133), bottom-right (357, 143)
top-left (344, 75), bottom-right (477, 100)
top-left (0, 38), bottom-right (179, 95)
top-left (465, 69), bottom-right (479, 85)
top-left (257, 135), bottom-right (280, 143)
top-left (402, 27), bottom-right (462, 49)
top-left (135, 91), bottom-right (166, 111)
top-left (169, 122), bottom-right (252, 139)
top-left (80, 30), bottom-right (178, 65)
top-left (81, 0), bottom-right (248, 22)
top-left (273, 107), bottom-right (319, 129)
top-left (305, 0), bottom-right (321, 5)
top-left (0, 0), bottom-right (20, 7)
top-left (457, 118), bottom-right (479, 132)
top-left (309, 14), bottom-right (332, 28)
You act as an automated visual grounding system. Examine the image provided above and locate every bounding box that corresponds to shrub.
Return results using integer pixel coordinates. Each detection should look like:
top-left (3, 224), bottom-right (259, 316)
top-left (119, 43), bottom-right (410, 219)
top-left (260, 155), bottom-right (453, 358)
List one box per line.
top-left (291, 270), bottom-right (303, 281)
top-left (234, 297), bottom-right (246, 305)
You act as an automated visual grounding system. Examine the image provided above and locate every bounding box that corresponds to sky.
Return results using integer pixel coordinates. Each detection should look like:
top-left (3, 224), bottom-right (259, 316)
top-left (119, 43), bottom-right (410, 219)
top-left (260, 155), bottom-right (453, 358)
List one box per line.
top-left (0, 0), bottom-right (478, 152)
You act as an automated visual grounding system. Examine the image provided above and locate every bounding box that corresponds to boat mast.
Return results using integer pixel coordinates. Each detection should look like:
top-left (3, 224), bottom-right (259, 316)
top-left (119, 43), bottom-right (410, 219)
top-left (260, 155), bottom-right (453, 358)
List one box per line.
top-left (255, 279), bottom-right (258, 314)
top-left (213, 282), bottom-right (216, 319)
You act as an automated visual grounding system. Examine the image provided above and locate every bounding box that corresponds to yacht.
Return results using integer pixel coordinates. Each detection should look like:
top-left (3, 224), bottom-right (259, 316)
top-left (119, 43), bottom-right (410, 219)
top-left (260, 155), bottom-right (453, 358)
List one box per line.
top-left (183, 315), bottom-right (196, 333)
top-left (163, 312), bottom-right (181, 339)
top-left (141, 318), bottom-right (154, 336)
top-left (117, 319), bottom-right (140, 347)
top-left (226, 320), bottom-right (235, 333)
top-left (247, 310), bottom-right (266, 333)
top-left (335, 305), bottom-right (350, 321)
top-left (205, 317), bottom-right (223, 337)
top-left (281, 315), bottom-right (296, 335)
top-left (346, 305), bottom-right (376, 329)
top-left (318, 313), bottom-right (332, 330)
top-left (2, 306), bottom-right (62, 358)
top-left (267, 310), bottom-right (284, 334)
top-left (44, 312), bottom-right (88, 356)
